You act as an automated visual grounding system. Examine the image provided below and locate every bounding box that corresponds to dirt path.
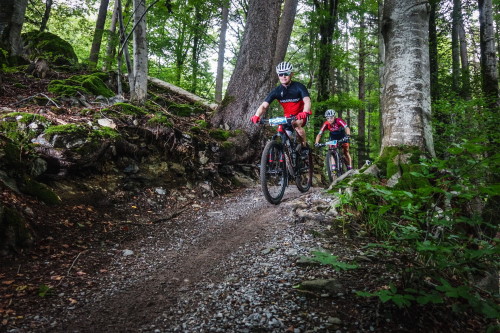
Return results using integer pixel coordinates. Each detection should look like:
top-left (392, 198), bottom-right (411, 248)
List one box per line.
top-left (2, 185), bottom-right (487, 333)
top-left (51, 186), bottom-right (319, 332)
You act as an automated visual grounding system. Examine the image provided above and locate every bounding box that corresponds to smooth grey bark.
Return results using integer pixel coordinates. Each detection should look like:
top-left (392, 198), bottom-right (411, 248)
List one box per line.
top-left (210, 0), bottom-right (282, 140)
top-left (89, 0), bottom-right (110, 69)
top-left (380, 0), bottom-right (435, 156)
top-left (131, 0), bottom-right (148, 103)
top-left (273, 0), bottom-right (299, 65)
top-left (478, 0), bottom-right (499, 111)
top-left (215, 0), bottom-right (229, 103)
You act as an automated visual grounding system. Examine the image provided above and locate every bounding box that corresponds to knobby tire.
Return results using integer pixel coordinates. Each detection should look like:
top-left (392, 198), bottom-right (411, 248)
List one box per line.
top-left (260, 140), bottom-right (287, 205)
top-left (295, 147), bottom-right (313, 192)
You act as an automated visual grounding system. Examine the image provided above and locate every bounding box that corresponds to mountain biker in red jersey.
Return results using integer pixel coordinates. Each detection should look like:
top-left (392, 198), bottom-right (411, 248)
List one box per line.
top-left (250, 62), bottom-right (312, 155)
top-left (314, 109), bottom-right (353, 170)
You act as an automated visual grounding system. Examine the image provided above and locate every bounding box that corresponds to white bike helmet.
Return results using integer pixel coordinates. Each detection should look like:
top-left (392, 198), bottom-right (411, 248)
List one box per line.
top-left (325, 109), bottom-right (336, 118)
top-left (275, 61), bottom-right (293, 74)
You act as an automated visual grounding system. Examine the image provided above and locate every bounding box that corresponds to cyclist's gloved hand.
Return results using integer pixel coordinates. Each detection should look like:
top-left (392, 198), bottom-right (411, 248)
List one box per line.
top-left (250, 115), bottom-right (260, 124)
top-left (296, 111), bottom-right (310, 120)
top-left (314, 143), bottom-right (320, 148)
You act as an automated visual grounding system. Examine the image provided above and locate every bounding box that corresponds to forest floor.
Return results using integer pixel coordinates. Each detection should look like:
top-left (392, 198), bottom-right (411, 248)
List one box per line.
top-left (0, 184), bottom-right (491, 333)
top-left (0, 71), bottom-right (493, 332)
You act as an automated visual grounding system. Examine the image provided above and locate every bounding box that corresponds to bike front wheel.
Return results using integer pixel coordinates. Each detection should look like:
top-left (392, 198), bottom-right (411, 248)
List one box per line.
top-left (296, 146), bottom-right (313, 192)
top-left (260, 140), bottom-right (287, 204)
top-left (325, 150), bottom-right (338, 183)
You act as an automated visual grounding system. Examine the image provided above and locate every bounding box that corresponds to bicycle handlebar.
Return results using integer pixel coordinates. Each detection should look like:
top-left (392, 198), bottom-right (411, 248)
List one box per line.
top-left (259, 116), bottom-right (297, 125)
top-left (315, 137), bottom-right (350, 147)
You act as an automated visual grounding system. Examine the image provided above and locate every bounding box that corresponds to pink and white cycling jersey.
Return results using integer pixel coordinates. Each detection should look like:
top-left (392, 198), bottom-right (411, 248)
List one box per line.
top-left (318, 118), bottom-right (348, 140)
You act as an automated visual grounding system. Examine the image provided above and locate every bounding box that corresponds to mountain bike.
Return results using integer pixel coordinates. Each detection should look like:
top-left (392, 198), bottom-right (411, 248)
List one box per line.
top-left (259, 117), bottom-right (313, 205)
top-left (316, 137), bottom-right (349, 183)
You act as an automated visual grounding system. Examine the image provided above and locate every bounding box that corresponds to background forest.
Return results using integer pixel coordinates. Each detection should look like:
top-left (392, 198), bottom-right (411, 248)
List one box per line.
top-left (0, 0), bottom-right (499, 330)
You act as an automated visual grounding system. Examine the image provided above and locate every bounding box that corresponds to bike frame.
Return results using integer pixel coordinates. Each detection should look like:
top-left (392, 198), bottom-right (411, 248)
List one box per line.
top-left (270, 119), bottom-right (299, 177)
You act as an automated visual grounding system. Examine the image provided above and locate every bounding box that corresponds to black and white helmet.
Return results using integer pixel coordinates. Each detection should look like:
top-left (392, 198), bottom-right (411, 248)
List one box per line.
top-left (275, 61), bottom-right (293, 74)
top-left (325, 109), bottom-right (336, 118)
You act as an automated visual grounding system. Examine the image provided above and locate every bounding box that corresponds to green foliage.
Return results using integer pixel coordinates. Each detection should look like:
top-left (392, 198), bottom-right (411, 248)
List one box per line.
top-left (301, 251), bottom-right (358, 271)
top-left (347, 139), bottom-right (499, 320)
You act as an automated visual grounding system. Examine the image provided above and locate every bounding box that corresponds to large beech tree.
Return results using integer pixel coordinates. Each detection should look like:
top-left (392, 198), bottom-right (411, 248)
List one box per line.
top-left (210, 0), bottom-right (282, 142)
top-left (380, 0), bottom-right (435, 160)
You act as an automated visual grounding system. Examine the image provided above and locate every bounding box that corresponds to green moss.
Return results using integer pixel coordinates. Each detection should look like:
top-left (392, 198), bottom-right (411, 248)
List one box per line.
top-left (22, 31), bottom-right (78, 65)
top-left (110, 102), bottom-right (147, 116)
top-left (376, 145), bottom-right (430, 190)
top-left (0, 113), bottom-right (51, 143)
top-left (148, 113), bottom-right (172, 127)
top-left (21, 178), bottom-right (61, 205)
top-left (44, 124), bottom-right (88, 142)
top-left (190, 126), bottom-right (202, 134)
top-left (195, 120), bottom-right (208, 128)
top-left (209, 129), bottom-right (231, 141)
top-left (47, 73), bottom-right (113, 97)
top-left (47, 83), bottom-right (90, 96)
top-left (81, 75), bottom-right (114, 97)
top-left (221, 141), bottom-right (234, 149)
top-left (91, 127), bottom-right (120, 139)
top-left (168, 102), bottom-right (204, 117)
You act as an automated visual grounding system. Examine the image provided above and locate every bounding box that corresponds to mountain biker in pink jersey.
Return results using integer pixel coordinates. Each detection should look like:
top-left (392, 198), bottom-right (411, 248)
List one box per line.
top-left (250, 62), bottom-right (312, 155)
top-left (314, 109), bottom-right (353, 170)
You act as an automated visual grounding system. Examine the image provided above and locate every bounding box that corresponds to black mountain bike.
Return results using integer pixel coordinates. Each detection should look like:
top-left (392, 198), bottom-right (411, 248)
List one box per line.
top-left (259, 117), bottom-right (313, 204)
top-left (316, 137), bottom-right (349, 183)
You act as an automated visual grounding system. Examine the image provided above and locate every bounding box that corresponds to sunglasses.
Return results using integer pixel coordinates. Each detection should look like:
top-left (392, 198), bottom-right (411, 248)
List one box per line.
top-left (278, 72), bottom-right (291, 77)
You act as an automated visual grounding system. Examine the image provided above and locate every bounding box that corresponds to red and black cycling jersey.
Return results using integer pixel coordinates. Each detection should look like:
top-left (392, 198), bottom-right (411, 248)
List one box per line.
top-left (264, 81), bottom-right (310, 117)
top-left (318, 118), bottom-right (348, 140)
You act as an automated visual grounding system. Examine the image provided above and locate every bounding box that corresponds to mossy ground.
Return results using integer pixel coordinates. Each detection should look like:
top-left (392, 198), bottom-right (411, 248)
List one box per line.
top-left (48, 73), bottom-right (113, 97)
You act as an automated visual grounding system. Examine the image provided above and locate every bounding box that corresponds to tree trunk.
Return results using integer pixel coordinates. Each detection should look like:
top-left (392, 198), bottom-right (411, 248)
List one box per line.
top-left (380, 0), bottom-right (435, 157)
top-left (0, 0), bottom-right (28, 63)
top-left (273, 0), bottom-right (299, 65)
top-left (131, 0), bottom-right (148, 103)
top-left (478, 0), bottom-right (499, 111)
top-left (314, 0), bottom-right (339, 102)
top-left (103, 0), bottom-right (120, 71)
top-left (210, 0), bottom-right (282, 142)
top-left (40, 0), bottom-right (53, 32)
top-left (215, 0), bottom-right (229, 103)
top-left (357, 1), bottom-right (367, 169)
top-left (378, 0), bottom-right (385, 145)
top-left (89, 0), bottom-right (110, 69)
top-left (429, 0), bottom-right (439, 102)
top-left (456, 0), bottom-right (470, 99)
top-left (117, 0), bottom-right (134, 96)
top-left (451, 0), bottom-right (461, 95)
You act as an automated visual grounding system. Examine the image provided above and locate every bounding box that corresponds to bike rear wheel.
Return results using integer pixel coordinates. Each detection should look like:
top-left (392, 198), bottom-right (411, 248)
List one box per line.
top-left (296, 146), bottom-right (313, 192)
top-left (260, 140), bottom-right (287, 204)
